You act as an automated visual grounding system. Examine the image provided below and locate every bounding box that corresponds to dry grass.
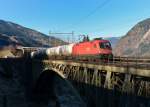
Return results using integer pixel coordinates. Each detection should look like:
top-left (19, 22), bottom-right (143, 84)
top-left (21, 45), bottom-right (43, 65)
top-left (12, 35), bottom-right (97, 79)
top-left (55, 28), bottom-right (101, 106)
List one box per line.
top-left (0, 47), bottom-right (15, 58)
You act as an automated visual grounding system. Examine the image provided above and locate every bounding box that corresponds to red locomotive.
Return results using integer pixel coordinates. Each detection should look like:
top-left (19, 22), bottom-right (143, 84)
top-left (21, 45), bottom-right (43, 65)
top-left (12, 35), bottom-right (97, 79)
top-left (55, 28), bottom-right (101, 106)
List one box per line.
top-left (72, 37), bottom-right (112, 60)
top-left (31, 36), bottom-right (113, 60)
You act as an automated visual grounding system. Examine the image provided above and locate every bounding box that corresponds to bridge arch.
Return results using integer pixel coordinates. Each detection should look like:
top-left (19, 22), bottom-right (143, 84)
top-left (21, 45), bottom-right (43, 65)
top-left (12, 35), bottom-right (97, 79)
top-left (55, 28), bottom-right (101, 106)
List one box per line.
top-left (32, 68), bottom-right (85, 107)
top-left (32, 70), bottom-right (56, 104)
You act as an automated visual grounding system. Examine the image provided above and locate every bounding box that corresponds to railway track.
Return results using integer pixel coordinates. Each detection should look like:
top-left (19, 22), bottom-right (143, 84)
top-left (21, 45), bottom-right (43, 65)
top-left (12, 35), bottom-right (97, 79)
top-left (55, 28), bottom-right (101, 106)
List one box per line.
top-left (114, 56), bottom-right (150, 63)
top-left (112, 57), bottom-right (150, 69)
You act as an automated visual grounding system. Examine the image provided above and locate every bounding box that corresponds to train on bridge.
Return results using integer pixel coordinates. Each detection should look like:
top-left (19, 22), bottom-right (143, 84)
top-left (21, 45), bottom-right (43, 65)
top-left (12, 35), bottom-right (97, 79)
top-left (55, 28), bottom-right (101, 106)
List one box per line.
top-left (31, 37), bottom-right (113, 60)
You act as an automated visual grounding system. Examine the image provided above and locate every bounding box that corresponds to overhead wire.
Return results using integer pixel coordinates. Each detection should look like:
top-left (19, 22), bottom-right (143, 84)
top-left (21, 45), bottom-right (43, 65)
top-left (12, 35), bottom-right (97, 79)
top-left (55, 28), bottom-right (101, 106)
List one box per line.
top-left (63, 0), bottom-right (111, 31)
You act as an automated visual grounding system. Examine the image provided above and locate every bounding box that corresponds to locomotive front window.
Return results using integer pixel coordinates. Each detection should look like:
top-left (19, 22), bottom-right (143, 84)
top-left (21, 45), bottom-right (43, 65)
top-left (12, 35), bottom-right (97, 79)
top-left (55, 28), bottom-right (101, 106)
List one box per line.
top-left (100, 42), bottom-right (111, 49)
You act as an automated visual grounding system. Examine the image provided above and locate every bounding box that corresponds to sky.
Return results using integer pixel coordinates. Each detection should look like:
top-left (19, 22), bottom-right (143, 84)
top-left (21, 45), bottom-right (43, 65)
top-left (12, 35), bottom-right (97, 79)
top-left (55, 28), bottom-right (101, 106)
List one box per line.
top-left (0, 0), bottom-right (150, 39)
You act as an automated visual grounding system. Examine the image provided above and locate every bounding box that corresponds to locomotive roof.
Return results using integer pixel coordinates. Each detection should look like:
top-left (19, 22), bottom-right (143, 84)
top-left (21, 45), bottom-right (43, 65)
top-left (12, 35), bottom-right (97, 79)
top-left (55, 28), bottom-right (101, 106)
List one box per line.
top-left (92, 39), bottom-right (109, 42)
top-left (79, 39), bottom-right (109, 44)
top-left (75, 39), bottom-right (110, 46)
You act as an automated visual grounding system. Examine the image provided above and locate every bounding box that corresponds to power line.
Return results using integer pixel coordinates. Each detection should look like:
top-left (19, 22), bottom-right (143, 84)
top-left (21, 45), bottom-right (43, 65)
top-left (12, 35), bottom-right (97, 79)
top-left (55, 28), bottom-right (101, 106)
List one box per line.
top-left (64, 0), bottom-right (111, 31)
top-left (82, 0), bottom-right (111, 21)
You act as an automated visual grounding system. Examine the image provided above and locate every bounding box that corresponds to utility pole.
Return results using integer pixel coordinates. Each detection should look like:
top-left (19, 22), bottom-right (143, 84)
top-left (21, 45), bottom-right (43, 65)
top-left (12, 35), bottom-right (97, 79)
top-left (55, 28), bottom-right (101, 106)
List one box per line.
top-left (49, 31), bottom-right (51, 46)
top-left (71, 31), bottom-right (74, 43)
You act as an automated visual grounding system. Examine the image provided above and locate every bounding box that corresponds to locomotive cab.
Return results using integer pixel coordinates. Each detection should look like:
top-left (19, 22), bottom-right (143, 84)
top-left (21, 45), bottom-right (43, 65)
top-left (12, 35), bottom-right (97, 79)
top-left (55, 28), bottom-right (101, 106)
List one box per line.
top-left (98, 40), bottom-right (113, 59)
top-left (100, 42), bottom-right (111, 50)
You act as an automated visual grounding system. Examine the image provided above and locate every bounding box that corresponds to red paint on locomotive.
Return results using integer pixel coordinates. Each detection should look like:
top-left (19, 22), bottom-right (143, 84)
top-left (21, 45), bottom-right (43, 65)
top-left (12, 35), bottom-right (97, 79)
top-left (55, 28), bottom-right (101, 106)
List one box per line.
top-left (72, 40), bottom-right (112, 57)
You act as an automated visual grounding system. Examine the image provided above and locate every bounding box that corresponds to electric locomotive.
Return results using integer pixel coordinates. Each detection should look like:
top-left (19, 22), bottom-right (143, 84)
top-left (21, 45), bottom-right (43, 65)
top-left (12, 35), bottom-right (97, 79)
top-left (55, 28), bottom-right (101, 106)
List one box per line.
top-left (31, 37), bottom-right (113, 60)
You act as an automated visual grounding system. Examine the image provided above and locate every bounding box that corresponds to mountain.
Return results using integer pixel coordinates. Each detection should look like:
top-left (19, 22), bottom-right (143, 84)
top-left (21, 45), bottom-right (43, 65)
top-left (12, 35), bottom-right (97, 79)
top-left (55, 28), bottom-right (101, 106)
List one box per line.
top-left (104, 37), bottom-right (121, 48)
top-left (0, 20), bottom-right (66, 47)
top-left (114, 18), bottom-right (150, 57)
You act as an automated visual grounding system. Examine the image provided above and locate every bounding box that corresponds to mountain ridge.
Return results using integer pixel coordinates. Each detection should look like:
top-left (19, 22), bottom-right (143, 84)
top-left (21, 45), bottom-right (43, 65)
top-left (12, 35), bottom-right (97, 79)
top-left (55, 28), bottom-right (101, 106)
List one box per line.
top-left (114, 18), bottom-right (150, 57)
top-left (0, 19), bottom-right (66, 47)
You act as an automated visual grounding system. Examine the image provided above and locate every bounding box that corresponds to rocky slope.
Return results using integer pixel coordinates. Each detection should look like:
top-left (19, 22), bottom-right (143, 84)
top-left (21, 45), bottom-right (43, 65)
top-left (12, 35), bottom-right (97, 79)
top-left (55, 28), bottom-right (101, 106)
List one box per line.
top-left (114, 18), bottom-right (150, 57)
top-left (0, 20), bottom-right (66, 47)
top-left (0, 33), bottom-right (20, 46)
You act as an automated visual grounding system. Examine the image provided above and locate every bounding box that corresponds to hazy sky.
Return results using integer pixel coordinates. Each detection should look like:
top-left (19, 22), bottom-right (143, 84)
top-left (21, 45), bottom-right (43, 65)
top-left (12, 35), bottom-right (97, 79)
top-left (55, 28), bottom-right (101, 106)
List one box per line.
top-left (0, 0), bottom-right (150, 39)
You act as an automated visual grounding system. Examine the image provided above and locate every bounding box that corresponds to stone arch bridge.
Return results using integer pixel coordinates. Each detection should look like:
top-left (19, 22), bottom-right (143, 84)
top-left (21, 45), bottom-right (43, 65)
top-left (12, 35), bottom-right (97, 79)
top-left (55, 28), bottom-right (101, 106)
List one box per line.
top-left (0, 57), bottom-right (150, 107)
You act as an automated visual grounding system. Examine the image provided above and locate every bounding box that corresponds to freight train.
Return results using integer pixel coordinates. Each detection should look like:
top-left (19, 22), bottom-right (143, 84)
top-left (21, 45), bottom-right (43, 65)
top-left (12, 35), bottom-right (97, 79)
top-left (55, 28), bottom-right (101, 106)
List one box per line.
top-left (31, 37), bottom-right (113, 61)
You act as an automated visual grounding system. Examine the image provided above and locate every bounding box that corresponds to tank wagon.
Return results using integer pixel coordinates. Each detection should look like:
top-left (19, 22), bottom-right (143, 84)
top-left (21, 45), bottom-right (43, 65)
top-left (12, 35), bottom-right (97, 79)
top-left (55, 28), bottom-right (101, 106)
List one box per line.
top-left (31, 38), bottom-right (113, 60)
